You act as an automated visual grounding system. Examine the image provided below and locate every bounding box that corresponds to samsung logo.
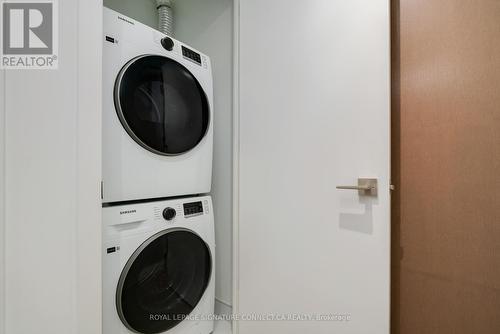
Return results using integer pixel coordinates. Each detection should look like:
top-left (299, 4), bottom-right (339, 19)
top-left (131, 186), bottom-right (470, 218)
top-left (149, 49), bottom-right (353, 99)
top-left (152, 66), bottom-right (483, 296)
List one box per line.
top-left (120, 210), bottom-right (137, 215)
top-left (118, 16), bottom-right (135, 25)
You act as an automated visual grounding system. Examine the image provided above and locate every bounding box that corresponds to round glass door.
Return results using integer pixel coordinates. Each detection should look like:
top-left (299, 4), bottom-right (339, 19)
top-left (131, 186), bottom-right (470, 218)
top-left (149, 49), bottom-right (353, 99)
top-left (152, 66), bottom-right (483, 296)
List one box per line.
top-left (115, 55), bottom-right (210, 155)
top-left (117, 229), bottom-right (212, 334)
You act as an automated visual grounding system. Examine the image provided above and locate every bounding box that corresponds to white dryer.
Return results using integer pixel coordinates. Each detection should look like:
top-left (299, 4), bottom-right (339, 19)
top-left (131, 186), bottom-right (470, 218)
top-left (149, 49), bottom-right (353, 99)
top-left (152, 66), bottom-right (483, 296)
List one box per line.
top-left (103, 7), bottom-right (213, 203)
top-left (103, 196), bottom-right (215, 334)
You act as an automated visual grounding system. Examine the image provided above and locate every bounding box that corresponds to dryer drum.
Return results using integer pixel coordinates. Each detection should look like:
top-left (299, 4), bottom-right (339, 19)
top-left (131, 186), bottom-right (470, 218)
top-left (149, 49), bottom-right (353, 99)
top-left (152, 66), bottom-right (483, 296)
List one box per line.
top-left (115, 55), bottom-right (210, 156)
top-left (116, 229), bottom-right (212, 334)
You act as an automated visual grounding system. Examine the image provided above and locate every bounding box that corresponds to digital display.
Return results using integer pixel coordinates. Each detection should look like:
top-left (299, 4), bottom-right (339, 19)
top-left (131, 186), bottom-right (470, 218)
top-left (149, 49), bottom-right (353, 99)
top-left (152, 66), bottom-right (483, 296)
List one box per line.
top-left (182, 46), bottom-right (202, 65)
top-left (183, 201), bottom-right (203, 216)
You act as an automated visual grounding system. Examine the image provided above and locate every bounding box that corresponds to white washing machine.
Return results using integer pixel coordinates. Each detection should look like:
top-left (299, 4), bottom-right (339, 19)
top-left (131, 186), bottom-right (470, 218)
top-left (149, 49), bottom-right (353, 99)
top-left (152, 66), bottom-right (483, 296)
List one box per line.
top-left (103, 196), bottom-right (215, 334)
top-left (103, 7), bottom-right (214, 203)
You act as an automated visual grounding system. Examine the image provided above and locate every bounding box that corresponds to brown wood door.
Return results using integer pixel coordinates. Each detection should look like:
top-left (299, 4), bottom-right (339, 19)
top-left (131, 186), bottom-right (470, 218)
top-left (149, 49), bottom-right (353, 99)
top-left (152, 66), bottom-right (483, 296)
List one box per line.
top-left (391, 0), bottom-right (500, 333)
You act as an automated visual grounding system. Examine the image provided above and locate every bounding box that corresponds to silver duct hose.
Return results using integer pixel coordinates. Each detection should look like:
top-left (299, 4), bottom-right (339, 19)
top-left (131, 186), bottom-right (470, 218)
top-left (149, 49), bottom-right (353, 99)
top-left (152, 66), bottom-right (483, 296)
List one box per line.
top-left (156, 0), bottom-right (174, 36)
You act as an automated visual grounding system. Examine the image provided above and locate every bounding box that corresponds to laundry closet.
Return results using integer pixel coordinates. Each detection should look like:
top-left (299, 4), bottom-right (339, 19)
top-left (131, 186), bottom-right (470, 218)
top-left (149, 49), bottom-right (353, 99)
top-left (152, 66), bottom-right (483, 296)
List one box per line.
top-left (101, 1), bottom-right (234, 333)
top-left (101, 1), bottom-right (390, 334)
top-left (0, 1), bottom-right (390, 334)
top-left (3, 1), bottom-right (500, 334)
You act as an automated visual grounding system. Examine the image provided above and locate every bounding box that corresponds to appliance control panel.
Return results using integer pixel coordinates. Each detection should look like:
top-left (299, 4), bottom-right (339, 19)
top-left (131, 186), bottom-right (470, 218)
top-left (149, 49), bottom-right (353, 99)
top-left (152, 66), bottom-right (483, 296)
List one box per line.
top-left (183, 201), bottom-right (204, 217)
top-left (182, 46), bottom-right (201, 65)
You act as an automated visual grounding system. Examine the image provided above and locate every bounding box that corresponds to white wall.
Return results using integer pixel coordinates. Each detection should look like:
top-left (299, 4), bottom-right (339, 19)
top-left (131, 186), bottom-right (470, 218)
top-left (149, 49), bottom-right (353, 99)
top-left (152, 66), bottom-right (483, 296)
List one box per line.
top-left (0, 1), bottom-right (102, 333)
top-left (174, 0), bottom-right (234, 313)
top-left (101, 0), bottom-right (234, 310)
top-left (103, 0), bottom-right (158, 29)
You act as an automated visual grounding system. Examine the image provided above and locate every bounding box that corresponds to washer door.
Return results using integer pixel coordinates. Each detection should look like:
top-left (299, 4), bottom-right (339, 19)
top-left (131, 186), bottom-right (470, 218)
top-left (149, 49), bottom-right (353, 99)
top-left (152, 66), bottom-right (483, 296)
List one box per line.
top-left (115, 55), bottom-right (210, 155)
top-left (117, 229), bottom-right (212, 334)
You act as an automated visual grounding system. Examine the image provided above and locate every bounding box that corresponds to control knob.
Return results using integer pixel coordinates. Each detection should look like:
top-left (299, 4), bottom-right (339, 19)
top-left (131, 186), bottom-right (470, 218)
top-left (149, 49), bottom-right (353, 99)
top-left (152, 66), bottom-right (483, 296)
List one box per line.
top-left (162, 207), bottom-right (176, 221)
top-left (161, 37), bottom-right (174, 51)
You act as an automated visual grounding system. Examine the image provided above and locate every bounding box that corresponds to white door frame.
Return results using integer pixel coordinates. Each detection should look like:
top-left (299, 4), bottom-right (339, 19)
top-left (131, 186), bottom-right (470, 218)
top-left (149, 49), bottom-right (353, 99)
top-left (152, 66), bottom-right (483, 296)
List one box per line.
top-left (0, 52), bottom-right (5, 334)
top-left (75, 1), bottom-right (103, 332)
top-left (232, 0), bottom-right (241, 333)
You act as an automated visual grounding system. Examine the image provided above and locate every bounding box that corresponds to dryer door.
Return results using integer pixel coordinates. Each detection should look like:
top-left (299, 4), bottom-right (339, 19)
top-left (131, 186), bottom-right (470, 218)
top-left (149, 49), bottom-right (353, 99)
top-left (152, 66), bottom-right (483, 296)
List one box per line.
top-left (117, 229), bottom-right (212, 334)
top-left (115, 55), bottom-right (210, 155)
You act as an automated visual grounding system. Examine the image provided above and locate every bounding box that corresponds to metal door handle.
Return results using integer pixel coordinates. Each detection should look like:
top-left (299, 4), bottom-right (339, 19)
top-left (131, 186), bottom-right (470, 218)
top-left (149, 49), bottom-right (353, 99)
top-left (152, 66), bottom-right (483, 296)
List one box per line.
top-left (336, 178), bottom-right (378, 196)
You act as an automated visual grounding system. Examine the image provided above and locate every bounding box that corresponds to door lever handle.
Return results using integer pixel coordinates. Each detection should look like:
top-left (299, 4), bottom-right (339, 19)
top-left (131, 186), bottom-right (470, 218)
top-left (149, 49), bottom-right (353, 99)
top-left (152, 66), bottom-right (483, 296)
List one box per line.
top-left (336, 178), bottom-right (378, 196)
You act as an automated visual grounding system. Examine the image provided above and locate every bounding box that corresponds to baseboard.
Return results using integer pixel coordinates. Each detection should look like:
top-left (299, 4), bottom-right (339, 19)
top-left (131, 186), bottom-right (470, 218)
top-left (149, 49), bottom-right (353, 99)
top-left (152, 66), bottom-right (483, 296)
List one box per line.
top-left (215, 298), bottom-right (232, 317)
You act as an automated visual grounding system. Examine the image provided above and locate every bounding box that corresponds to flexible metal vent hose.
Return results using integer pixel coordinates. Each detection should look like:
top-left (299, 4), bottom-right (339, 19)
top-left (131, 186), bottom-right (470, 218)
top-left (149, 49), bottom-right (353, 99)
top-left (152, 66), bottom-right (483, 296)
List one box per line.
top-left (156, 0), bottom-right (174, 36)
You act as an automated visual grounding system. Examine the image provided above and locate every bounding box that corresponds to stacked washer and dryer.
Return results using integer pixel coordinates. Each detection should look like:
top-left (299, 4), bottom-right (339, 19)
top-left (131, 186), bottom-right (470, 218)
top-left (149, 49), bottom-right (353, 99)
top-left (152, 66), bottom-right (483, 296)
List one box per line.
top-left (102, 7), bottom-right (215, 334)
